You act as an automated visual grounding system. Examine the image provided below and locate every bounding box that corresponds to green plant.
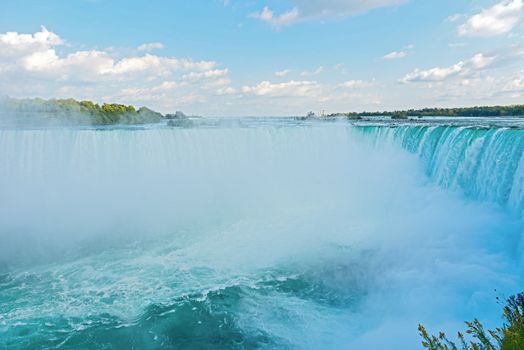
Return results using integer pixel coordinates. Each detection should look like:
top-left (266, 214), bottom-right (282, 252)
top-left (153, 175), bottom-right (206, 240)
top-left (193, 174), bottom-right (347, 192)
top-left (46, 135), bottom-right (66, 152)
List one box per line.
top-left (419, 293), bottom-right (524, 350)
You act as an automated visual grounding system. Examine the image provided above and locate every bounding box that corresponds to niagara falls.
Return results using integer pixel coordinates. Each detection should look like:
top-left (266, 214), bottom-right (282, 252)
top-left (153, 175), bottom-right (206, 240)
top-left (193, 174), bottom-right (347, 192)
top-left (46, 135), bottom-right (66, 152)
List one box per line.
top-left (1, 1), bottom-right (524, 349)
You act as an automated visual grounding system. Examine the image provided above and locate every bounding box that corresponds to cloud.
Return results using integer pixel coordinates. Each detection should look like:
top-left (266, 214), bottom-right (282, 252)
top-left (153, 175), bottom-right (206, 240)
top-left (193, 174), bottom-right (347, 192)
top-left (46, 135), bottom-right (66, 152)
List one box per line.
top-left (383, 44), bottom-right (414, 60)
top-left (275, 69), bottom-right (291, 78)
top-left (395, 45), bottom-right (524, 105)
top-left (240, 78), bottom-right (379, 109)
top-left (300, 66), bottom-right (324, 76)
top-left (469, 53), bottom-right (495, 69)
top-left (428, 72), bottom-right (524, 102)
top-left (401, 53), bottom-right (495, 83)
top-left (251, 0), bottom-right (407, 28)
top-left (446, 13), bottom-right (462, 22)
top-left (137, 42), bottom-right (164, 52)
top-left (250, 6), bottom-right (300, 29)
top-left (237, 79), bottom-right (383, 115)
top-left (339, 80), bottom-right (373, 88)
top-left (0, 26), bottom-right (63, 58)
top-left (0, 26), bottom-right (216, 81)
top-left (110, 55), bottom-right (216, 76)
top-left (503, 72), bottom-right (524, 92)
top-left (182, 68), bottom-right (229, 81)
top-left (401, 64), bottom-right (461, 83)
top-left (241, 80), bottom-right (321, 97)
top-left (118, 81), bottom-right (186, 99)
top-left (383, 51), bottom-right (407, 60)
top-left (458, 0), bottom-right (524, 37)
top-left (216, 86), bottom-right (237, 95)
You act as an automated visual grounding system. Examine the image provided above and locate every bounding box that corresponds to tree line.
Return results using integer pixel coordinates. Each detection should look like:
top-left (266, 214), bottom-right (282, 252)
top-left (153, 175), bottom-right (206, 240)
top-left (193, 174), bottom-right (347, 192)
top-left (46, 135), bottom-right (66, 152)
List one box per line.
top-left (330, 105), bottom-right (524, 119)
top-left (0, 97), bottom-right (164, 125)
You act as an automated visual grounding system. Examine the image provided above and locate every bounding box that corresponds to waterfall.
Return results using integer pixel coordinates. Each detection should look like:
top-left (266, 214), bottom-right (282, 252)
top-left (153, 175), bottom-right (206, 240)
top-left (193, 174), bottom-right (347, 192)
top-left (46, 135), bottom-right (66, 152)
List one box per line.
top-left (0, 121), bottom-right (522, 350)
top-left (357, 125), bottom-right (524, 215)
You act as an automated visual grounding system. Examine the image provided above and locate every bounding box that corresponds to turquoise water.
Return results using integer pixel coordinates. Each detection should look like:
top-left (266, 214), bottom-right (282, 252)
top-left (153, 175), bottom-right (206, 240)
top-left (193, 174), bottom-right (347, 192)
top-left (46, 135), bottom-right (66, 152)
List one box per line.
top-left (0, 118), bottom-right (523, 349)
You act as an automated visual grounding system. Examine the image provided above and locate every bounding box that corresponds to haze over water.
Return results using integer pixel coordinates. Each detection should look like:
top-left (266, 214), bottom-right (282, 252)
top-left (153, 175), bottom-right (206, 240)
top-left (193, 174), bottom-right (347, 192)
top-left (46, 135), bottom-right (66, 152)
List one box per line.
top-left (0, 118), bottom-right (522, 349)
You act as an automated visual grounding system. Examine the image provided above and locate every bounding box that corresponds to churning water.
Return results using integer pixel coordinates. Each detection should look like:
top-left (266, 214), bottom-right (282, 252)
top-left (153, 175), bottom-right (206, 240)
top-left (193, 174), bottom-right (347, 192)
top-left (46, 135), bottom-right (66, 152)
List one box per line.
top-left (0, 118), bottom-right (523, 349)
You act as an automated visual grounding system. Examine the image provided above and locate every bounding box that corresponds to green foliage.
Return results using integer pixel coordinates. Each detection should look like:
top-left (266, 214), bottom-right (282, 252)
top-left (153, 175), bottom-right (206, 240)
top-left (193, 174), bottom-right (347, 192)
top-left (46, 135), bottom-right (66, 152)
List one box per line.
top-left (501, 294), bottom-right (524, 350)
top-left (419, 293), bottom-right (524, 350)
top-left (392, 111), bottom-right (408, 119)
top-left (79, 100), bottom-right (99, 111)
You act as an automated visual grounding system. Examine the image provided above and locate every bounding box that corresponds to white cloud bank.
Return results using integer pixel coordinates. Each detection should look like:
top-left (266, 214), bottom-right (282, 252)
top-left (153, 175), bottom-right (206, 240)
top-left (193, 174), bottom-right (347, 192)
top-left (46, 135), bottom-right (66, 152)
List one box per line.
top-left (395, 50), bottom-right (524, 105)
top-left (239, 78), bottom-right (381, 108)
top-left (401, 53), bottom-right (495, 83)
top-left (241, 80), bottom-right (321, 97)
top-left (0, 26), bottom-right (63, 58)
top-left (458, 0), bottom-right (524, 37)
top-left (0, 27), bottom-right (235, 111)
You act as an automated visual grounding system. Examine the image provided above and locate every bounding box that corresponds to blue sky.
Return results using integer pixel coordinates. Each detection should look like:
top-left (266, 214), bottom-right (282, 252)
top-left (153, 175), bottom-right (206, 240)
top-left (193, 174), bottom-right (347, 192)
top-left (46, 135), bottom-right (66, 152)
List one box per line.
top-left (0, 0), bottom-right (523, 116)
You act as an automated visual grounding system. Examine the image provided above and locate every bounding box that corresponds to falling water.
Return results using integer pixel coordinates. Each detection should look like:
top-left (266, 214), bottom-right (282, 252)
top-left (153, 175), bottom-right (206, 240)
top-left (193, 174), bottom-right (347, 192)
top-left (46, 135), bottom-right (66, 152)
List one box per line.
top-left (358, 124), bottom-right (524, 214)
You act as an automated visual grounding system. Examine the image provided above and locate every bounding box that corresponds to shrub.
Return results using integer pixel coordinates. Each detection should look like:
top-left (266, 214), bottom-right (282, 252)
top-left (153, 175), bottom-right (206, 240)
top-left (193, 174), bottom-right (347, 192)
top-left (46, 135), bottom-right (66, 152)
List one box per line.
top-left (419, 293), bottom-right (524, 350)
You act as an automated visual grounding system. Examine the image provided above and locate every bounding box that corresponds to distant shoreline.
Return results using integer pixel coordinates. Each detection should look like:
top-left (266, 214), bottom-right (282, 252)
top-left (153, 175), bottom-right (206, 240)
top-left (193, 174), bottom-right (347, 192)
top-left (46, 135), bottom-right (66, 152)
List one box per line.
top-left (325, 105), bottom-right (524, 119)
top-left (1, 97), bottom-right (524, 125)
